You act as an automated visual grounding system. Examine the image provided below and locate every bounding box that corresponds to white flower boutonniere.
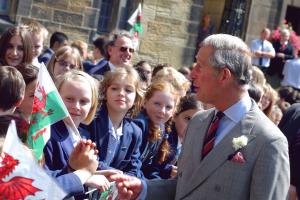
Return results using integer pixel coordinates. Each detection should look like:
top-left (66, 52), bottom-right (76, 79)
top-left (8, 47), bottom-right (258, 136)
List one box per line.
top-left (232, 135), bottom-right (248, 151)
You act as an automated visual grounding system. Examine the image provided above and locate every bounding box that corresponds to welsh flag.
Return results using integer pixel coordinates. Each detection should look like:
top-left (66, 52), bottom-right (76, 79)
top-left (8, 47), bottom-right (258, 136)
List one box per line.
top-left (27, 63), bottom-right (68, 159)
top-left (1, 121), bottom-right (66, 199)
top-left (128, 3), bottom-right (143, 49)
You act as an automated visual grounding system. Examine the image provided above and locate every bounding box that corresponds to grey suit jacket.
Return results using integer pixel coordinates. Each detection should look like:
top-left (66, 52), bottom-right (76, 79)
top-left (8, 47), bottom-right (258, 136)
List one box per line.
top-left (146, 102), bottom-right (290, 200)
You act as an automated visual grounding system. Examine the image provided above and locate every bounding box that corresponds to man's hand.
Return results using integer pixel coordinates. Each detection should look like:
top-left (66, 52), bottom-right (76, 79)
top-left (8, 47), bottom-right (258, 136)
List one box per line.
top-left (110, 174), bottom-right (143, 200)
top-left (68, 139), bottom-right (98, 173)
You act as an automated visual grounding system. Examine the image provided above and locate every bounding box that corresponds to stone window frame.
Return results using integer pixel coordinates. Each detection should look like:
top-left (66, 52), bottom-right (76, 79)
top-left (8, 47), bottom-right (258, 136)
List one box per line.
top-left (0, 0), bottom-right (18, 22)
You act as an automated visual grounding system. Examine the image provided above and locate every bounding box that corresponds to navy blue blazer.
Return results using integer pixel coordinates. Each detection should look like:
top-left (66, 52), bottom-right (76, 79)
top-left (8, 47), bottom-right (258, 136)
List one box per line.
top-left (133, 111), bottom-right (168, 179)
top-left (88, 60), bottom-right (110, 76)
top-left (83, 104), bottom-right (143, 178)
top-left (43, 120), bottom-right (90, 199)
top-left (83, 59), bottom-right (108, 73)
top-left (38, 48), bottom-right (54, 65)
top-left (149, 124), bottom-right (180, 179)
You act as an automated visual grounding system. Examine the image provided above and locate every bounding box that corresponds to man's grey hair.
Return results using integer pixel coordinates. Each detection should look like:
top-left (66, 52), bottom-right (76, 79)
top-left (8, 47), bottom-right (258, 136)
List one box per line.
top-left (105, 30), bottom-right (134, 59)
top-left (201, 34), bottom-right (252, 85)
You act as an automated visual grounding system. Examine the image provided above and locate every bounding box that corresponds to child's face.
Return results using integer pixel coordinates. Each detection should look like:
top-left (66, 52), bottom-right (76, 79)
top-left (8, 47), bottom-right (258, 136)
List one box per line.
top-left (144, 90), bottom-right (176, 126)
top-left (106, 78), bottom-right (136, 115)
top-left (31, 34), bottom-right (44, 59)
top-left (53, 56), bottom-right (77, 77)
top-left (5, 35), bottom-right (24, 67)
top-left (174, 108), bottom-right (200, 141)
top-left (18, 80), bottom-right (37, 121)
top-left (60, 79), bottom-right (92, 127)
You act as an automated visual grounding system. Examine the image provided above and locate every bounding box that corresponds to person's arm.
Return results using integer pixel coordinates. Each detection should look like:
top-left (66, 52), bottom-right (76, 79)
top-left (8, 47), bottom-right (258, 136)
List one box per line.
top-left (250, 137), bottom-right (290, 200)
top-left (110, 174), bottom-right (177, 200)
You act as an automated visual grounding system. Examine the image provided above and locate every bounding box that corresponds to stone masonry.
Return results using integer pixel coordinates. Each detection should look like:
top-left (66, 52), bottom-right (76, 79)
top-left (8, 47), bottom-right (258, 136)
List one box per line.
top-left (15, 0), bottom-right (101, 45)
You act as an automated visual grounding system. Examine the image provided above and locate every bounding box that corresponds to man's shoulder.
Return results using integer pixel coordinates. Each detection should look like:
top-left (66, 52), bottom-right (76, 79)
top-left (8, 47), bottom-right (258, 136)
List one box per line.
top-left (249, 107), bottom-right (285, 141)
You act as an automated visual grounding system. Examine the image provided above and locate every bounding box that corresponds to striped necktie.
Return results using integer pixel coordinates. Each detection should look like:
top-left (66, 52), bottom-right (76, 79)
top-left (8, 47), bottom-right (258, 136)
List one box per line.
top-left (259, 40), bottom-right (264, 66)
top-left (202, 111), bottom-right (224, 159)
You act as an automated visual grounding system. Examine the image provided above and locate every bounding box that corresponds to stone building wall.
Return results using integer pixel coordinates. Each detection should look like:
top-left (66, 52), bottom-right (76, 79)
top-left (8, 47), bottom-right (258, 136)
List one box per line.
top-left (137, 0), bottom-right (204, 68)
top-left (15, 0), bottom-right (101, 46)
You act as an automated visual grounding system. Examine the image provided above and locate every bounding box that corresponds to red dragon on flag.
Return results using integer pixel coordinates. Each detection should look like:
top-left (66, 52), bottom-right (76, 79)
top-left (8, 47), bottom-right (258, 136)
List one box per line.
top-left (0, 152), bottom-right (41, 200)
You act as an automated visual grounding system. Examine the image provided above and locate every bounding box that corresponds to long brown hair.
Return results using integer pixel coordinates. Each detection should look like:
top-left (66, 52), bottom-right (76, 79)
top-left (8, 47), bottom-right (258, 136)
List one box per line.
top-left (0, 26), bottom-right (33, 66)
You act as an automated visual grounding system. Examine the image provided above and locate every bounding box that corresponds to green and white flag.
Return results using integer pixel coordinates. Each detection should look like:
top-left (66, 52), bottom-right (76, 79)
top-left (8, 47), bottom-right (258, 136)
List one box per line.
top-left (27, 63), bottom-right (68, 159)
top-left (128, 3), bottom-right (143, 49)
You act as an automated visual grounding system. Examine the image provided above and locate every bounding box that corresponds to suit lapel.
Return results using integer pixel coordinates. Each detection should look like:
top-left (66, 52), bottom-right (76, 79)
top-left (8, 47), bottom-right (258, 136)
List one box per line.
top-left (180, 104), bottom-right (258, 199)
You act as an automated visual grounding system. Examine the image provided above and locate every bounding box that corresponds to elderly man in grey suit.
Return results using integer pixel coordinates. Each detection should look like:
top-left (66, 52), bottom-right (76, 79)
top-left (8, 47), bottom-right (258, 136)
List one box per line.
top-left (111, 34), bottom-right (290, 200)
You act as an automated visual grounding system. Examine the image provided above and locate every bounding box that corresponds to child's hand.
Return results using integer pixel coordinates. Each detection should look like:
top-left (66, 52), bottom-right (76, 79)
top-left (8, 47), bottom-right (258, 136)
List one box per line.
top-left (95, 169), bottom-right (123, 180)
top-left (68, 139), bottom-right (98, 173)
top-left (85, 174), bottom-right (110, 192)
top-left (170, 165), bottom-right (178, 179)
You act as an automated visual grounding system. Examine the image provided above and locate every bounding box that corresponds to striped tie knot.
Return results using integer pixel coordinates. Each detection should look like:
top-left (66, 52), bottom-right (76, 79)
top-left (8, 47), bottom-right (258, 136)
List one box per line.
top-left (201, 111), bottom-right (224, 159)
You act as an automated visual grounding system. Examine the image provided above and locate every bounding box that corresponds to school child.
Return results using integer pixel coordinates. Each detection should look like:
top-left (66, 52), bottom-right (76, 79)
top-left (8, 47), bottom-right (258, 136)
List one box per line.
top-left (23, 20), bottom-right (48, 68)
top-left (134, 80), bottom-right (180, 179)
top-left (15, 64), bottom-right (38, 121)
top-left (151, 94), bottom-right (203, 179)
top-left (43, 70), bottom-right (109, 199)
top-left (0, 26), bottom-right (33, 67)
top-left (0, 66), bottom-right (25, 114)
top-left (84, 66), bottom-right (144, 178)
top-left (47, 46), bottom-right (83, 80)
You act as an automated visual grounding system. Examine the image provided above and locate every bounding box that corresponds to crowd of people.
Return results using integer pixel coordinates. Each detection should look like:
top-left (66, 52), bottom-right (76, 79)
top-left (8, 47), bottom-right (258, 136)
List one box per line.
top-left (0, 20), bottom-right (299, 200)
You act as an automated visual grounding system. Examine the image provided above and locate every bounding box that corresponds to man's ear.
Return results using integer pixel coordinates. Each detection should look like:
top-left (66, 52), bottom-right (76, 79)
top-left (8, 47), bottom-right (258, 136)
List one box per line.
top-left (219, 67), bottom-right (232, 82)
top-left (107, 45), bottom-right (113, 57)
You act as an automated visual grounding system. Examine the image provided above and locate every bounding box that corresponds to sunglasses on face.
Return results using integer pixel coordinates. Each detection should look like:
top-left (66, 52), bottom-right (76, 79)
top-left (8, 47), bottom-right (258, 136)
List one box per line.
top-left (114, 45), bottom-right (135, 53)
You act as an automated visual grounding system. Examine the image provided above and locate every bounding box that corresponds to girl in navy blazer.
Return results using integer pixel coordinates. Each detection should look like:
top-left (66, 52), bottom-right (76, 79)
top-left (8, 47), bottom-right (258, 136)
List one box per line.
top-left (134, 80), bottom-right (180, 179)
top-left (43, 70), bottom-right (109, 199)
top-left (150, 94), bottom-right (203, 179)
top-left (85, 66), bottom-right (144, 178)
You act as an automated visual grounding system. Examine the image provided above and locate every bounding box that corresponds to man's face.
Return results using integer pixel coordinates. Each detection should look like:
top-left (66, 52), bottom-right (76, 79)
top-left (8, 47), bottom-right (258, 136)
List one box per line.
top-left (193, 46), bottom-right (220, 104)
top-left (108, 36), bottom-right (134, 67)
top-left (261, 30), bottom-right (270, 40)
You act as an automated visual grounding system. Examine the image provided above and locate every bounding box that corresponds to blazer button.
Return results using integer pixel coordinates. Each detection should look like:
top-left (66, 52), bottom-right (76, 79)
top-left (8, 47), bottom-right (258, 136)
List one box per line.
top-left (214, 185), bottom-right (221, 192)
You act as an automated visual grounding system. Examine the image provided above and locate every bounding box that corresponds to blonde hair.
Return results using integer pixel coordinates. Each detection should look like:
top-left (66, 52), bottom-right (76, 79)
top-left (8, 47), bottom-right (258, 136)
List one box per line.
top-left (23, 20), bottom-right (48, 40)
top-left (55, 70), bottom-right (99, 125)
top-left (47, 46), bottom-right (83, 79)
top-left (152, 67), bottom-right (190, 97)
top-left (250, 66), bottom-right (266, 86)
top-left (71, 40), bottom-right (88, 58)
top-left (99, 66), bottom-right (144, 117)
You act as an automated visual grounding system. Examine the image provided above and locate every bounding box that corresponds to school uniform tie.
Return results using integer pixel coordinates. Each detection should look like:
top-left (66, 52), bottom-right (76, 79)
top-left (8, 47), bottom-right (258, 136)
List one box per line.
top-left (201, 111), bottom-right (224, 159)
top-left (259, 40), bottom-right (264, 66)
